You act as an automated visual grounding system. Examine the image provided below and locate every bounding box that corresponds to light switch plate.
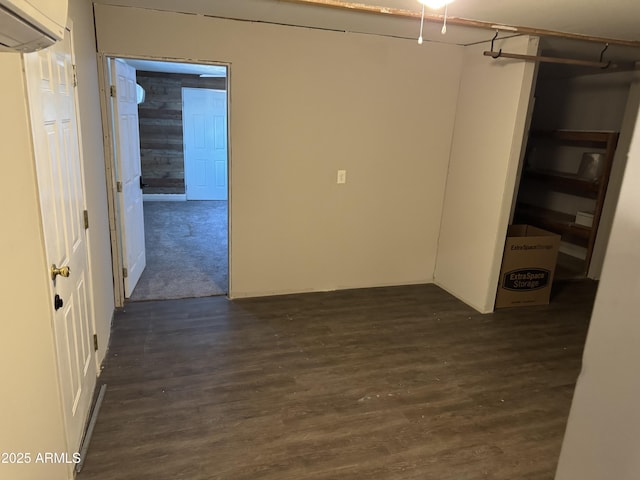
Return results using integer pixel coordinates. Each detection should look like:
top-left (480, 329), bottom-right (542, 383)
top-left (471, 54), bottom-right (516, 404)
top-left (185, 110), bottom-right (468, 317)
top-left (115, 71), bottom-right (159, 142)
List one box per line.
top-left (337, 170), bottom-right (346, 184)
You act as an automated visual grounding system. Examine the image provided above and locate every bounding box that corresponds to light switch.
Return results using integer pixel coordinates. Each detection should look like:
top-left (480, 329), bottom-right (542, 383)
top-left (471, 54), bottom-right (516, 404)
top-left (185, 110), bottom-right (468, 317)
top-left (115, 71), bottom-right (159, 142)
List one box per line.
top-left (337, 170), bottom-right (347, 184)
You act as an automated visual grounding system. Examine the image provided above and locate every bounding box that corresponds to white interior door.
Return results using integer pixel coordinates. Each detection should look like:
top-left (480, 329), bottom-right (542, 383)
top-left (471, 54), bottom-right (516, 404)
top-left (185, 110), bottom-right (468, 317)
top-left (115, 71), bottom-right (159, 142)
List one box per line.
top-left (111, 59), bottom-right (146, 297)
top-left (182, 87), bottom-right (228, 200)
top-left (24, 30), bottom-right (96, 454)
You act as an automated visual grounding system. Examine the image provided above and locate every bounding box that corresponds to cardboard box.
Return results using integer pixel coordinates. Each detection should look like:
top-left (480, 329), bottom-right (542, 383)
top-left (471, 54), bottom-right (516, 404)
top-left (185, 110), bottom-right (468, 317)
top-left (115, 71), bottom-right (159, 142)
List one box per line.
top-left (495, 225), bottom-right (561, 308)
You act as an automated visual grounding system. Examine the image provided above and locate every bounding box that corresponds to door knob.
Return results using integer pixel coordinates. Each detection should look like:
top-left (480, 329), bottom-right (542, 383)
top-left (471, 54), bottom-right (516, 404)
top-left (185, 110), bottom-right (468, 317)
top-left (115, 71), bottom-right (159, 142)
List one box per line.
top-left (54, 294), bottom-right (64, 311)
top-left (51, 264), bottom-right (71, 280)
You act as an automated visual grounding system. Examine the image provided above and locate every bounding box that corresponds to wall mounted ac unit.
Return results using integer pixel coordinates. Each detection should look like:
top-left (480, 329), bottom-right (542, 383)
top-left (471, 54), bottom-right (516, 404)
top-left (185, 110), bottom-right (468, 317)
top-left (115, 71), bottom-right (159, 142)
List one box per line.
top-left (0, 0), bottom-right (67, 52)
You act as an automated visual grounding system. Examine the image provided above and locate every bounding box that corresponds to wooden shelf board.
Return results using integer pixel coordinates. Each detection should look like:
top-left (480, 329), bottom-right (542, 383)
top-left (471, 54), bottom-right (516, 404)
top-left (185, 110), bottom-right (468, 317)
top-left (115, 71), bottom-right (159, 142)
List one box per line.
top-left (530, 130), bottom-right (619, 147)
top-left (515, 203), bottom-right (591, 245)
top-left (523, 170), bottom-right (600, 197)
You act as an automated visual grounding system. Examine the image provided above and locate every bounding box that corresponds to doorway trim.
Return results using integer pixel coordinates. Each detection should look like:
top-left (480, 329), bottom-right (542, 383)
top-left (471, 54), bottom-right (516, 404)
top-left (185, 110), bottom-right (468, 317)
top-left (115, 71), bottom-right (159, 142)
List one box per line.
top-left (97, 53), bottom-right (232, 307)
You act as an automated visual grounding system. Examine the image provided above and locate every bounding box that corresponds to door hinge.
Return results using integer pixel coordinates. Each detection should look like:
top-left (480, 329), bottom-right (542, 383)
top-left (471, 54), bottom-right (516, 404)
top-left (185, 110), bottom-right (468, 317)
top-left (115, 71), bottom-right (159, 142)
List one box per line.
top-left (83, 210), bottom-right (89, 230)
top-left (123, 267), bottom-right (128, 278)
top-left (93, 334), bottom-right (99, 352)
top-left (72, 64), bottom-right (78, 87)
top-left (116, 181), bottom-right (123, 193)
top-left (110, 85), bottom-right (116, 97)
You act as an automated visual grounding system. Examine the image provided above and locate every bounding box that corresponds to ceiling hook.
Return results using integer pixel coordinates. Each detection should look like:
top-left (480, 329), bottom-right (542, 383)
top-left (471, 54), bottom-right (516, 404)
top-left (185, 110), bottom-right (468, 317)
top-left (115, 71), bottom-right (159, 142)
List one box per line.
top-left (600, 43), bottom-right (611, 69)
top-left (490, 30), bottom-right (502, 59)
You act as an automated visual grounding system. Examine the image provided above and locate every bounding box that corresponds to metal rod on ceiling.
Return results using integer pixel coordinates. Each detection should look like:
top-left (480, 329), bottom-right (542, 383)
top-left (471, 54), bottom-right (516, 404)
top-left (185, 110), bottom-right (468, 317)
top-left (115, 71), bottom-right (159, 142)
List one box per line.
top-left (482, 50), bottom-right (615, 69)
top-left (279, 0), bottom-right (640, 48)
top-left (484, 32), bottom-right (635, 70)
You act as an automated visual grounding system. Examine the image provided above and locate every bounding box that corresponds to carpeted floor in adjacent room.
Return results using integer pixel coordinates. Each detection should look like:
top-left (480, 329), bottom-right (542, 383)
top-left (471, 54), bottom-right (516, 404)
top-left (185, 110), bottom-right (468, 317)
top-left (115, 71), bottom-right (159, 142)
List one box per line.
top-left (129, 200), bottom-right (228, 301)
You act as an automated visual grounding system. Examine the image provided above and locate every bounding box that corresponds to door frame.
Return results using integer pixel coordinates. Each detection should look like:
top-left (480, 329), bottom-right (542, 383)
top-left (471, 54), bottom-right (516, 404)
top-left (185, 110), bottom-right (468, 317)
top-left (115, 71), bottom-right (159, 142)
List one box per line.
top-left (68, 21), bottom-right (100, 371)
top-left (97, 54), bottom-right (232, 306)
top-left (110, 58), bottom-right (147, 297)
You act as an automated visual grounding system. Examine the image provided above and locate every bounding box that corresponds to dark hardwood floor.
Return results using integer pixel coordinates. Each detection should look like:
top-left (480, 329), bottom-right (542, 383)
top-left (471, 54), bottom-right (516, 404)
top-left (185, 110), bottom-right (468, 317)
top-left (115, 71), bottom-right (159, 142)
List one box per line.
top-left (78, 281), bottom-right (597, 480)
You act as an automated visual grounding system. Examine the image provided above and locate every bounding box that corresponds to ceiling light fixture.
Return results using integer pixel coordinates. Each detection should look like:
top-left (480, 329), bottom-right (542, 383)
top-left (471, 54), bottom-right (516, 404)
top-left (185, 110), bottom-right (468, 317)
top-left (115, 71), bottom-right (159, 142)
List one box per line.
top-left (417, 0), bottom-right (454, 9)
top-left (416, 0), bottom-right (454, 44)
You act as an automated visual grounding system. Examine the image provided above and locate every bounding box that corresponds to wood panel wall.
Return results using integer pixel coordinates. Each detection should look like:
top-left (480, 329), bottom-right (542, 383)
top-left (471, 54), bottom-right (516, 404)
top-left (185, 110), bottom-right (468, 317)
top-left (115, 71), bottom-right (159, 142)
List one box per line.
top-left (136, 71), bottom-right (227, 194)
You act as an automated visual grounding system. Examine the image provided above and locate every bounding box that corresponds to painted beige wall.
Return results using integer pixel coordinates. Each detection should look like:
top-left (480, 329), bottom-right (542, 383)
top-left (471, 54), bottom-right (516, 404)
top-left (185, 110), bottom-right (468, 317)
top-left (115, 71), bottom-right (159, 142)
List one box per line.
top-left (68, 0), bottom-right (114, 365)
top-left (555, 86), bottom-right (640, 480)
top-left (589, 73), bottom-right (640, 279)
top-left (0, 53), bottom-right (68, 480)
top-left (434, 36), bottom-right (539, 313)
top-left (93, 4), bottom-right (464, 298)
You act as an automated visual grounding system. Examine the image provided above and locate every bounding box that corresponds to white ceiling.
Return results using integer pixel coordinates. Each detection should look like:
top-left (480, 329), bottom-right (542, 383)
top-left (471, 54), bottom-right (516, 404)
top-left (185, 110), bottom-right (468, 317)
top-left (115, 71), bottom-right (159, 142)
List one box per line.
top-left (97, 0), bottom-right (640, 42)
top-left (99, 0), bottom-right (640, 71)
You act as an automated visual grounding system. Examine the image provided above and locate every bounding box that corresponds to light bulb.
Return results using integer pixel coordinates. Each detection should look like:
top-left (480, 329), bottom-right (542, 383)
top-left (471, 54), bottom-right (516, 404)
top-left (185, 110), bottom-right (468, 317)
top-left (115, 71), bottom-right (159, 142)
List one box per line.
top-left (417, 0), bottom-right (454, 9)
top-left (418, 36), bottom-right (423, 45)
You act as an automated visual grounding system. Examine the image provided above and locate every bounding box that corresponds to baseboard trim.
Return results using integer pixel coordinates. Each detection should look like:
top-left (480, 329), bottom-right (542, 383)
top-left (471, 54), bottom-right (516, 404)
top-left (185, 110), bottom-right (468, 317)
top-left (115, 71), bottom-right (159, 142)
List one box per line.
top-left (76, 383), bottom-right (107, 473)
top-left (229, 280), bottom-right (434, 300)
top-left (143, 194), bottom-right (187, 202)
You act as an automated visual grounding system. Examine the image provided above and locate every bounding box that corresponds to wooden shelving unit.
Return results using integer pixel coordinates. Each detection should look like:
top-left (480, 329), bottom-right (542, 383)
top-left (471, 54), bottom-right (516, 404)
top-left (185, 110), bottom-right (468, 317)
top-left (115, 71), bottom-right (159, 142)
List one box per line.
top-left (515, 204), bottom-right (590, 245)
top-left (514, 130), bottom-right (619, 276)
top-left (523, 170), bottom-right (600, 198)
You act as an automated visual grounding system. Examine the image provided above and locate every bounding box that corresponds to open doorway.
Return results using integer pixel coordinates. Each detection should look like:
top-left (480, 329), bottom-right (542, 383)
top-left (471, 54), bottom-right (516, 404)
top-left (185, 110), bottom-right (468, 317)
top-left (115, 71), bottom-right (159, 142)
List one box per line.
top-left (104, 57), bottom-right (230, 304)
top-left (510, 49), bottom-right (639, 283)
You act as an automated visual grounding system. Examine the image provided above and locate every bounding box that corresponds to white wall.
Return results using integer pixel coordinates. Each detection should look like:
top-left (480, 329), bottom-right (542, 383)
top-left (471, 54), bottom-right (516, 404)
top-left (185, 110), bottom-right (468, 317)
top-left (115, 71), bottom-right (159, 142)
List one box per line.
top-left (93, 4), bottom-right (464, 298)
top-left (0, 54), bottom-right (68, 480)
top-left (555, 87), bottom-right (640, 480)
top-left (589, 73), bottom-right (640, 278)
top-left (434, 36), bottom-right (539, 313)
top-left (532, 70), bottom-right (638, 279)
top-left (68, 0), bottom-right (114, 364)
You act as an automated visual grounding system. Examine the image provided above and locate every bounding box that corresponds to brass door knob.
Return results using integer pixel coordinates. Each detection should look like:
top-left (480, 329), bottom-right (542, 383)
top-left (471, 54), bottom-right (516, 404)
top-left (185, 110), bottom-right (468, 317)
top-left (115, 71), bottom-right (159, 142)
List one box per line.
top-left (51, 264), bottom-right (71, 280)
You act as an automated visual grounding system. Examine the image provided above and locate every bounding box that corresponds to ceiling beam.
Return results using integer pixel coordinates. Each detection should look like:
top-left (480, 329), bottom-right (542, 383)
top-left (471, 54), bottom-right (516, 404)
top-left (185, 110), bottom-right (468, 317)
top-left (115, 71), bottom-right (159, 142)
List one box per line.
top-left (280, 0), bottom-right (640, 48)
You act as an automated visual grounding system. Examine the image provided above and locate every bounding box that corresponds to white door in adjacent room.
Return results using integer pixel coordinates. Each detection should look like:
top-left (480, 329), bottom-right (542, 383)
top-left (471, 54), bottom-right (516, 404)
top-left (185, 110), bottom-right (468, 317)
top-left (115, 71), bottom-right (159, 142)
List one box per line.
top-left (182, 87), bottom-right (228, 200)
top-left (24, 30), bottom-right (97, 454)
top-left (110, 59), bottom-right (146, 297)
